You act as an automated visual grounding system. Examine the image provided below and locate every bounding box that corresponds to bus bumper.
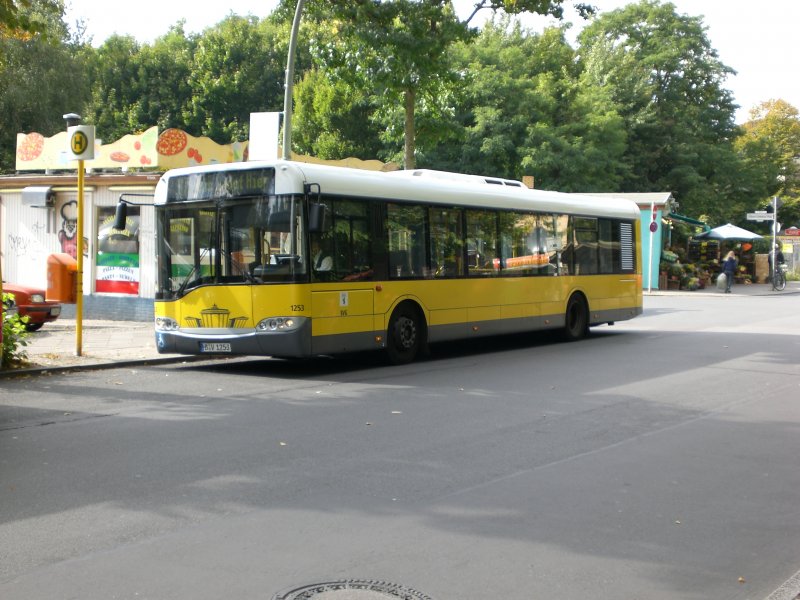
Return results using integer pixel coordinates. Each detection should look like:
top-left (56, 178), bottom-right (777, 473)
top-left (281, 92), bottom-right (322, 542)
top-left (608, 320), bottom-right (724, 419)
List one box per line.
top-left (155, 319), bottom-right (312, 358)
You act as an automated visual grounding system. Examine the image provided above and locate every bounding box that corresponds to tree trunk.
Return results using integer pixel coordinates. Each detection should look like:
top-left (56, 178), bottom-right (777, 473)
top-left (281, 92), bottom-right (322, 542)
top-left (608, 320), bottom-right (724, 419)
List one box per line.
top-left (404, 87), bottom-right (415, 170)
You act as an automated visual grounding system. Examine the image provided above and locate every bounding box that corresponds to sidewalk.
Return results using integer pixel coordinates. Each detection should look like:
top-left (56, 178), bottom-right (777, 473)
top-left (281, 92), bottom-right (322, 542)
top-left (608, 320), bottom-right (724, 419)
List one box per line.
top-left (646, 280), bottom-right (800, 297)
top-left (3, 281), bottom-right (798, 377)
top-left (1, 318), bottom-right (192, 377)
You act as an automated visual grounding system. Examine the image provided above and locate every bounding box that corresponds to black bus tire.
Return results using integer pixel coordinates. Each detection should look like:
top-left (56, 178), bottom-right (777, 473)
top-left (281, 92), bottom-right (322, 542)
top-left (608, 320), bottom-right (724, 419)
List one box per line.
top-left (562, 293), bottom-right (589, 342)
top-left (386, 303), bottom-right (424, 365)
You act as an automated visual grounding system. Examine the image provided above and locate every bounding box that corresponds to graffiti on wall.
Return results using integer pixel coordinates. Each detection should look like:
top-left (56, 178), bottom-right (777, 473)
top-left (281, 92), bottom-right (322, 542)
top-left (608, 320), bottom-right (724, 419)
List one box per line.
top-left (6, 219), bottom-right (51, 286)
top-left (57, 200), bottom-right (78, 259)
top-left (7, 233), bottom-right (33, 257)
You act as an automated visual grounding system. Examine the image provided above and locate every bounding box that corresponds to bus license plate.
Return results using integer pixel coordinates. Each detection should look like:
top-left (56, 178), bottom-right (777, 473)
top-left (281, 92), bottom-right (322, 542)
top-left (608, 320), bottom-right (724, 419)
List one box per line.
top-left (200, 342), bottom-right (231, 353)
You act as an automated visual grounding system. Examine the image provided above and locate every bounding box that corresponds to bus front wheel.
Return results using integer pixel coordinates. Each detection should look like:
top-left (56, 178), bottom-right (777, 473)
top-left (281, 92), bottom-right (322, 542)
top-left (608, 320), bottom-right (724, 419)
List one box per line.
top-left (386, 304), bottom-right (424, 364)
top-left (562, 294), bottom-right (589, 342)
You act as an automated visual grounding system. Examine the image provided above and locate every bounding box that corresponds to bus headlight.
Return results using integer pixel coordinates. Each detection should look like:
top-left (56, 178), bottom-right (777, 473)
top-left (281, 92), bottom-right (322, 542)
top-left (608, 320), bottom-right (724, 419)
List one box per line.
top-left (155, 316), bottom-right (179, 331)
top-left (257, 316), bottom-right (301, 332)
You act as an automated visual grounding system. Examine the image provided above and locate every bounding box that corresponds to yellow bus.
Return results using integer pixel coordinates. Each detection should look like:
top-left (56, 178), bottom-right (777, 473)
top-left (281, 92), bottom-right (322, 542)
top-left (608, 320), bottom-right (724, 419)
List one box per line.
top-left (146, 160), bottom-right (642, 364)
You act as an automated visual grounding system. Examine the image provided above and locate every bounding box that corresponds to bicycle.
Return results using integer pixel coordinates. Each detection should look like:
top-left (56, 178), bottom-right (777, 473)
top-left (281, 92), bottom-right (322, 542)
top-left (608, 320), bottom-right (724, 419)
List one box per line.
top-left (772, 263), bottom-right (787, 291)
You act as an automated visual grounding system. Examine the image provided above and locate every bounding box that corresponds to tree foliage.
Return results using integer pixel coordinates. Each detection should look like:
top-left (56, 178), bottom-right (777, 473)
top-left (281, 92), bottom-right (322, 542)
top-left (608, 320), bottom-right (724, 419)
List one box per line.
top-left (83, 25), bottom-right (198, 143)
top-left (736, 100), bottom-right (800, 227)
top-left (461, 0), bottom-right (595, 24)
top-left (577, 0), bottom-right (740, 217)
top-left (299, 0), bottom-right (592, 168)
top-left (0, 0), bottom-right (87, 171)
top-left (83, 34), bottom-right (149, 142)
top-left (83, 16), bottom-right (289, 145)
top-left (0, 0), bottom-right (46, 39)
top-left (303, 0), bottom-right (470, 168)
top-left (2, 292), bottom-right (31, 368)
top-left (424, 21), bottom-right (627, 190)
top-left (2, 0), bottom-right (798, 231)
top-left (293, 68), bottom-right (385, 160)
top-left (182, 15), bottom-right (288, 142)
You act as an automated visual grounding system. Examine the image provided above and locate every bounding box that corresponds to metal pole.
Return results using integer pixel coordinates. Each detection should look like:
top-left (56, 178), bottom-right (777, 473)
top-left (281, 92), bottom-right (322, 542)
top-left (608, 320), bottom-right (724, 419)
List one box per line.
top-left (772, 196), bottom-right (778, 285)
top-left (76, 160), bottom-right (84, 356)
top-left (282, 0), bottom-right (305, 160)
top-left (647, 200), bottom-right (655, 293)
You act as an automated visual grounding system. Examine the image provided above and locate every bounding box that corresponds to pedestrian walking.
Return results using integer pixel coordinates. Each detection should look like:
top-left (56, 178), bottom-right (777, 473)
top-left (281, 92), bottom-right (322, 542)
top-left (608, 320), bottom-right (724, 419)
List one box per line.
top-left (721, 250), bottom-right (737, 293)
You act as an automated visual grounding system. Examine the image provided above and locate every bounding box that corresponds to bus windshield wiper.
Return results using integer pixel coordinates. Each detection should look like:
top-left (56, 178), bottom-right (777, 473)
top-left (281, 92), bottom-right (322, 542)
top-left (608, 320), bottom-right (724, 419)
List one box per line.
top-left (176, 247), bottom-right (209, 297)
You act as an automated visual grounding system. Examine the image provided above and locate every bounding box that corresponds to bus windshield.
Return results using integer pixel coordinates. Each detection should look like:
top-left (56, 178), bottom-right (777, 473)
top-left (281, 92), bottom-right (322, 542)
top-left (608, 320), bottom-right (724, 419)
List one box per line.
top-left (155, 195), bottom-right (307, 299)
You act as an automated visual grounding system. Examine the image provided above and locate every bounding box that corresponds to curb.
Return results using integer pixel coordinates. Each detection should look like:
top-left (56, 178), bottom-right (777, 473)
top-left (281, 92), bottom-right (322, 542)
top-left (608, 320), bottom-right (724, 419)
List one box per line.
top-left (0, 354), bottom-right (217, 379)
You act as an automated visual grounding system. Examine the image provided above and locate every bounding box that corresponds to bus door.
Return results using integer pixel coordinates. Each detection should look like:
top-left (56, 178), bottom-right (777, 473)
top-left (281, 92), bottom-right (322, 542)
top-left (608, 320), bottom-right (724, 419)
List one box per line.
top-left (308, 195), bottom-right (377, 353)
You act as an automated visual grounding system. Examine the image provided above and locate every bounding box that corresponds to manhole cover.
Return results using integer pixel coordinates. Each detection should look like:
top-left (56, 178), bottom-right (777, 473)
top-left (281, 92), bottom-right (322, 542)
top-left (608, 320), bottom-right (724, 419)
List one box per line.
top-left (272, 580), bottom-right (434, 600)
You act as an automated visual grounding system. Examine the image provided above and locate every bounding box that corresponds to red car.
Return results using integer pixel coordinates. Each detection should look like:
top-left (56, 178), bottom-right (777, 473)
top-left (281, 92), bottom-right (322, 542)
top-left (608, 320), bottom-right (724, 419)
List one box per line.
top-left (1, 282), bottom-right (62, 331)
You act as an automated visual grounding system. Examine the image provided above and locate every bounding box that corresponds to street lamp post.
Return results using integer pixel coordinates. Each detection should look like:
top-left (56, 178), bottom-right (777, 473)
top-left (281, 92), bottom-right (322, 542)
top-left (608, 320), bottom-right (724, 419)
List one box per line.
top-left (282, 0), bottom-right (305, 160)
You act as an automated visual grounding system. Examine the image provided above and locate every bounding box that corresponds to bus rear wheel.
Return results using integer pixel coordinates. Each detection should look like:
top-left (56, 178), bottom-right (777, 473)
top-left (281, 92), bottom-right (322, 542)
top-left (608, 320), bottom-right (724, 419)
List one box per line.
top-left (386, 304), bottom-right (423, 365)
top-left (562, 294), bottom-right (589, 342)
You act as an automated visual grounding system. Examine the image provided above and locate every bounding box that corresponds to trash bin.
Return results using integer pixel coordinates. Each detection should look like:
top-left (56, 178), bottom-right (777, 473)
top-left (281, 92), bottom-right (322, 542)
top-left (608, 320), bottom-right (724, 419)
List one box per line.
top-left (47, 253), bottom-right (77, 303)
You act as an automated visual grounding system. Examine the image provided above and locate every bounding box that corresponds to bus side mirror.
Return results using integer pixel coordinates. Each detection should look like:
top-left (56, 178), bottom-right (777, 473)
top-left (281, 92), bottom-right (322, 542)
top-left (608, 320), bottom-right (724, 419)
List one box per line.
top-left (113, 202), bottom-right (128, 230)
top-left (308, 202), bottom-right (329, 233)
top-left (266, 210), bottom-right (291, 232)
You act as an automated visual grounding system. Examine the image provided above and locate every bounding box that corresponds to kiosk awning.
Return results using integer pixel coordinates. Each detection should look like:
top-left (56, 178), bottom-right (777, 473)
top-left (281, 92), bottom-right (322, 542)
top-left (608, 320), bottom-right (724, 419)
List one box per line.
top-left (667, 212), bottom-right (709, 231)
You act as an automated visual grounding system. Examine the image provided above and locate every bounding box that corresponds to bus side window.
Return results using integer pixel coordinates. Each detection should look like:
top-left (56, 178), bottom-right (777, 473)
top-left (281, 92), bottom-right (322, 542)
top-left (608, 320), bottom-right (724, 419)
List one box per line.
top-left (429, 207), bottom-right (464, 278)
top-left (598, 218), bottom-right (616, 274)
top-left (319, 198), bottom-right (374, 282)
top-left (542, 214), bottom-right (559, 275)
top-left (387, 203), bottom-right (426, 278)
top-left (574, 217), bottom-right (598, 275)
top-left (555, 214), bottom-right (572, 275)
top-left (466, 209), bottom-right (499, 277)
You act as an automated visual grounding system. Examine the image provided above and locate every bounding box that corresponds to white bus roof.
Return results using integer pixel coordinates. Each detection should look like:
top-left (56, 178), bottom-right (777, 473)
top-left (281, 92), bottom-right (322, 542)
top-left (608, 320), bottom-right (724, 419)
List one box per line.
top-left (156, 160), bottom-right (641, 221)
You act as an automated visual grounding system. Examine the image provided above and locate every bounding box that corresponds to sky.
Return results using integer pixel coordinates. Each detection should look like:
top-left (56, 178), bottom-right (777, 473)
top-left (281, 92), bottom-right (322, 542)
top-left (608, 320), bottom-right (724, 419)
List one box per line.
top-left (64, 0), bottom-right (800, 124)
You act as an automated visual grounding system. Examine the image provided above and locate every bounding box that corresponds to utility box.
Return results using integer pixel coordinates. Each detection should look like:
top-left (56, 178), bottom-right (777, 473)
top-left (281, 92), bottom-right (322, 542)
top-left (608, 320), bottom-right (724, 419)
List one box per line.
top-left (22, 186), bottom-right (55, 208)
top-left (47, 253), bottom-right (77, 303)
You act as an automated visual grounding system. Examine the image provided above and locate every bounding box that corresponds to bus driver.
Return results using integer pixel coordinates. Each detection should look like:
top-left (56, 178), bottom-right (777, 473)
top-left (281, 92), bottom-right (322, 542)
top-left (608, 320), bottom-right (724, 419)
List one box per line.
top-left (311, 238), bottom-right (332, 272)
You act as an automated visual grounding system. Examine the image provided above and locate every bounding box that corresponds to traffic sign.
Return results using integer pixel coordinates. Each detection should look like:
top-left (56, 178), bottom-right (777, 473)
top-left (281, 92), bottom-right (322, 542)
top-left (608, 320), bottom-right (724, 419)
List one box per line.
top-left (747, 212), bottom-right (772, 221)
top-left (70, 130), bottom-right (88, 155)
top-left (66, 125), bottom-right (95, 161)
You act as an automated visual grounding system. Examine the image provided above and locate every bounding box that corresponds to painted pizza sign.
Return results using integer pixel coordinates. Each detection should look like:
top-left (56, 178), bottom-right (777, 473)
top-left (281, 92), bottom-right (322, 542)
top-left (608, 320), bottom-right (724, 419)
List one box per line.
top-left (15, 127), bottom-right (249, 171)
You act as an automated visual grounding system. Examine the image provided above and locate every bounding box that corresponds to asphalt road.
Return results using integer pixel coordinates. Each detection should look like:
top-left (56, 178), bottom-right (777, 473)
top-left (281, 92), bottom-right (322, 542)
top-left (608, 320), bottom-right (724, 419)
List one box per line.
top-left (1, 293), bottom-right (799, 600)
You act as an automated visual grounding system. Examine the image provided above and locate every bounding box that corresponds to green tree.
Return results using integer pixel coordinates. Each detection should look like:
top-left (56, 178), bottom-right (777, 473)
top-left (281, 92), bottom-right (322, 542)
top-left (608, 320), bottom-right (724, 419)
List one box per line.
top-left (299, 0), bottom-right (593, 169)
top-left (577, 0), bottom-right (740, 217)
top-left (83, 25), bottom-right (196, 142)
top-left (83, 34), bottom-right (146, 142)
top-left (462, 0), bottom-right (595, 22)
top-left (736, 99), bottom-right (800, 227)
top-left (293, 68), bottom-right (385, 160)
top-left (0, 0), bottom-right (88, 172)
top-left (183, 15), bottom-right (288, 142)
top-left (425, 21), bottom-right (627, 189)
top-left (136, 26), bottom-right (196, 132)
top-left (0, 0), bottom-right (47, 39)
top-left (304, 0), bottom-right (469, 169)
